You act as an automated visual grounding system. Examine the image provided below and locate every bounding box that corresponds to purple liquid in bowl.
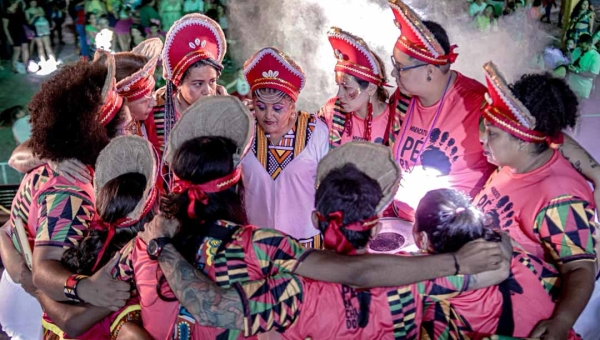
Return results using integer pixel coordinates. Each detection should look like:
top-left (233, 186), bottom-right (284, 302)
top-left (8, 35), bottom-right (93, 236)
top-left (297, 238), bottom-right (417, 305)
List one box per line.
top-left (369, 232), bottom-right (406, 252)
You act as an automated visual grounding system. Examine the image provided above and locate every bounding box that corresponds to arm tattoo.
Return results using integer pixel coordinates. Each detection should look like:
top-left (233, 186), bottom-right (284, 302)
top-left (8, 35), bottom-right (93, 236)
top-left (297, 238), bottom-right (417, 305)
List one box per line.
top-left (559, 147), bottom-right (584, 174)
top-left (589, 154), bottom-right (599, 169)
top-left (158, 244), bottom-right (245, 330)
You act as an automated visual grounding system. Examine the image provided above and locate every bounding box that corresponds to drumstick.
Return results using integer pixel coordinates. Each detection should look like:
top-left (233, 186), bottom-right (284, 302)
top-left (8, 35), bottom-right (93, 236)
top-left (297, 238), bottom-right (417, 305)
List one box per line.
top-left (13, 218), bottom-right (33, 270)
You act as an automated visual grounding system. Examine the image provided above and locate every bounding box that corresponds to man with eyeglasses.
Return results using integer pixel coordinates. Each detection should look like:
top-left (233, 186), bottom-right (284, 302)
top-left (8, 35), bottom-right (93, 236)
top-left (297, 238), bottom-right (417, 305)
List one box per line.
top-left (386, 0), bottom-right (495, 222)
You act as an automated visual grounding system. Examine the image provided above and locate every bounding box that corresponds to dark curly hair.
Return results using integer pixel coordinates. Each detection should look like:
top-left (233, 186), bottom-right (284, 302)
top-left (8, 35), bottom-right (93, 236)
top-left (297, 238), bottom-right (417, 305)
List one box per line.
top-left (114, 53), bottom-right (149, 82)
top-left (159, 136), bottom-right (247, 301)
top-left (29, 60), bottom-right (110, 166)
top-left (314, 163), bottom-right (381, 328)
top-left (510, 73), bottom-right (579, 154)
top-left (415, 189), bottom-right (501, 254)
top-left (61, 173), bottom-right (155, 275)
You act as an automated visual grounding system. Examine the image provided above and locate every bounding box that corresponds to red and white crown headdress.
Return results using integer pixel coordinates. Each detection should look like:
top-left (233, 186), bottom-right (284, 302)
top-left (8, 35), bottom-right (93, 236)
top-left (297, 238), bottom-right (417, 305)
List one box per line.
top-left (94, 50), bottom-right (125, 126)
top-left (328, 27), bottom-right (385, 86)
top-left (389, 0), bottom-right (458, 65)
top-left (116, 38), bottom-right (163, 101)
top-left (482, 61), bottom-right (548, 143)
top-left (163, 14), bottom-right (226, 87)
top-left (243, 47), bottom-right (305, 102)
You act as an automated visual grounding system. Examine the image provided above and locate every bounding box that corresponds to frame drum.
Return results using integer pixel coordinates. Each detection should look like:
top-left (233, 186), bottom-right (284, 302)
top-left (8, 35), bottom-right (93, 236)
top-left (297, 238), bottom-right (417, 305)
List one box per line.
top-left (368, 217), bottom-right (419, 254)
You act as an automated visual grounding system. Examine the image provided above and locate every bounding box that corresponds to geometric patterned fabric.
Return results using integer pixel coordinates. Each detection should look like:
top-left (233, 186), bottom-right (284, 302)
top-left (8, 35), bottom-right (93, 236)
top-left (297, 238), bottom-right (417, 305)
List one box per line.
top-left (252, 111), bottom-right (316, 180)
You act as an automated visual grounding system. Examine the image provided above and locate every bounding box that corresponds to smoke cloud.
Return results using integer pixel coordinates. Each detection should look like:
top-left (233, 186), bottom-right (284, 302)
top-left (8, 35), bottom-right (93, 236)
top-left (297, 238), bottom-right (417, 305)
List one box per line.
top-left (227, 0), bottom-right (554, 112)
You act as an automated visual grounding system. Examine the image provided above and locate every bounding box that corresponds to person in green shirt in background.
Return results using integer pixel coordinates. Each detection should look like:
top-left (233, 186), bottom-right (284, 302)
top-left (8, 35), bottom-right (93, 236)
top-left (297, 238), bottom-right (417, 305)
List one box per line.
top-left (139, 0), bottom-right (160, 29)
top-left (567, 33), bottom-right (600, 99)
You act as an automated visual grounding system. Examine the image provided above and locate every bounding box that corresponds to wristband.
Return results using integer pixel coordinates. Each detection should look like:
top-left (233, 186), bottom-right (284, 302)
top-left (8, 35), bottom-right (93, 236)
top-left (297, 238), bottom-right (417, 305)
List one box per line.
top-left (451, 253), bottom-right (460, 275)
top-left (64, 274), bottom-right (88, 303)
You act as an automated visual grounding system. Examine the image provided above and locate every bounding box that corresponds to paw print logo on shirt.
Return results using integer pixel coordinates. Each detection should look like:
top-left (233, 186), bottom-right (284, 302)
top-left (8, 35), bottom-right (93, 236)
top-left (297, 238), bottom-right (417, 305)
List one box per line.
top-left (419, 128), bottom-right (459, 176)
top-left (488, 195), bottom-right (515, 229)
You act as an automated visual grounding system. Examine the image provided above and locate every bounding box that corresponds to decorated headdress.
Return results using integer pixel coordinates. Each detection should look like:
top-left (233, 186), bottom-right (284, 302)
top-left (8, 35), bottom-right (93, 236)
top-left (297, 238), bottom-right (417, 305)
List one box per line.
top-left (482, 62), bottom-right (555, 144)
top-left (243, 47), bottom-right (306, 102)
top-left (92, 135), bottom-right (159, 271)
top-left (163, 13), bottom-right (227, 87)
top-left (328, 27), bottom-right (385, 86)
top-left (389, 0), bottom-right (458, 65)
top-left (116, 38), bottom-right (163, 102)
top-left (165, 96), bottom-right (254, 218)
top-left (94, 50), bottom-right (125, 126)
top-left (315, 142), bottom-right (401, 254)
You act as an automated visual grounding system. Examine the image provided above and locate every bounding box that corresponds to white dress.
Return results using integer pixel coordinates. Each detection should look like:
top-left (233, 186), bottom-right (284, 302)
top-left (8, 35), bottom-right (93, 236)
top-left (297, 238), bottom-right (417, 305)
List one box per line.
top-left (0, 270), bottom-right (43, 340)
top-left (241, 116), bottom-right (329, 240)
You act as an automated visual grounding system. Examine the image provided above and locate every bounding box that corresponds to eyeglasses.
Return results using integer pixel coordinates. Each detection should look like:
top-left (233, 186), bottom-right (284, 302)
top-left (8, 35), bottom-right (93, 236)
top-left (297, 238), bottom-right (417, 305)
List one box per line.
top-left (390, 56), bottom-right (429, 73)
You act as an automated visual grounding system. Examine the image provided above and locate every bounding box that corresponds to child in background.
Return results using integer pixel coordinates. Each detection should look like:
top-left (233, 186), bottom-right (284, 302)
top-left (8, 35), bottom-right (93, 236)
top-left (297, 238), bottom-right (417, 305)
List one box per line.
top-left (130, 23), bottom-right (145, 49)
top-left (147, 19), bottom-right (165, 42)
top-left (85, 12), bottom-right (99, 52)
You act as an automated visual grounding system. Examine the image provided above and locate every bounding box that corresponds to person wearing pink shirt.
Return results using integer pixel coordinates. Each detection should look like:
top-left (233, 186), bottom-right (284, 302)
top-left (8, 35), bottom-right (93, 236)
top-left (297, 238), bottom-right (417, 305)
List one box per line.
top-left (387, 0), bottom-right (496, 221)
top-left (476, 62), bottom-right (595, 340)
top-left (317, 27), bottom-right (397, 148)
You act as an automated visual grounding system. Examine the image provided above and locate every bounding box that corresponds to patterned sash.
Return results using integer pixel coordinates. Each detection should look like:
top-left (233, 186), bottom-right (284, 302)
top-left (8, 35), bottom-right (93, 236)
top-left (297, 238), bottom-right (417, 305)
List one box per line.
top-left (387, 91), bottom-right (412, 147)
top-left (252, 111), bottom-right (316, 180)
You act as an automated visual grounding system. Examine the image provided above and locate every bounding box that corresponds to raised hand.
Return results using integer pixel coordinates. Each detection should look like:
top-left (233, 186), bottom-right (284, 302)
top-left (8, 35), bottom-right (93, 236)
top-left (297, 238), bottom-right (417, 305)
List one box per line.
top-left (139, 214), bottom-right (180, 243)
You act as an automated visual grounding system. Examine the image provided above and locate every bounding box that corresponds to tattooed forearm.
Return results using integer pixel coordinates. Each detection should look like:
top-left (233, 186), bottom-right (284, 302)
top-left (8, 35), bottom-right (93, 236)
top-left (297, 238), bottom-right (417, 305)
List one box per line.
top-left (158, 244), bottom-right (245, 330)
top-left (559, 137), bottom-right (598, 179)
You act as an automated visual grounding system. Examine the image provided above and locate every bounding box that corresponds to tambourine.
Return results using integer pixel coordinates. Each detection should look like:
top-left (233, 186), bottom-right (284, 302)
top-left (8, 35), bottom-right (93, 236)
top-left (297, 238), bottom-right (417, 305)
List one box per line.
top-left (368, 217), bottom-right (419, 254)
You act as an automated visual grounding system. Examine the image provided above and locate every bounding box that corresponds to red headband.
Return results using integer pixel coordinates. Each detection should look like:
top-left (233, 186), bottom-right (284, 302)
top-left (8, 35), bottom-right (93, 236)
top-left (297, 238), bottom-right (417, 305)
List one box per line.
top-left (317, 211), bottom-right (379, 255)
top-left (91, 184), bottom-right (159, 272)
top-left (117, 74), bottom-right (156, 102)
top-left (482, 62), bottom-right (564, 145)
top-left (99, 78), bottom-right (125, 126)
top-left (389, 0), bottom-right (458, 66)
top-left (172, 168), bottom-right (242, 219)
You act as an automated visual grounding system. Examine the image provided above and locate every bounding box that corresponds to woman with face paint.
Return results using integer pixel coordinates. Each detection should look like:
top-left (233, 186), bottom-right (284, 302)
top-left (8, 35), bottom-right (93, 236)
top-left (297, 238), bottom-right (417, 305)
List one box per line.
top-left (152, 13), bottom-right (227, 154)
top-left (476, 62), bottom-right (595, 340)
top-left (317, 27), bottom-right (394, 149)
top-left (241, 47), bottom-right (329, 248)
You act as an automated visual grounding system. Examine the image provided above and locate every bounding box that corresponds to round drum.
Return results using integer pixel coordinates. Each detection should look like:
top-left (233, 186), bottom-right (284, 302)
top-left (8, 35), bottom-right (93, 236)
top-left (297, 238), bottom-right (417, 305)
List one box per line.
top-left (368, 217), bottom-right (419, 254)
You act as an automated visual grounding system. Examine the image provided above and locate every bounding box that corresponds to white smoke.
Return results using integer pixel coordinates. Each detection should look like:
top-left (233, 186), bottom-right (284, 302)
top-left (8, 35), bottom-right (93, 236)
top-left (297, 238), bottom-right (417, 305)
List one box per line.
top-left (227, 0), bottom-right (554, 112)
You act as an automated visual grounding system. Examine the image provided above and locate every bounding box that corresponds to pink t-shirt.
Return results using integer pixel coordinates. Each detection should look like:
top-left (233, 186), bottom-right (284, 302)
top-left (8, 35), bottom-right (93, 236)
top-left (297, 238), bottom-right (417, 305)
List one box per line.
top-left (473, 150), bottom-right (596, 264)
top-left (391, 72), bottom-right (495, 221)
top-left (318, 97), bottom-right (391, 147)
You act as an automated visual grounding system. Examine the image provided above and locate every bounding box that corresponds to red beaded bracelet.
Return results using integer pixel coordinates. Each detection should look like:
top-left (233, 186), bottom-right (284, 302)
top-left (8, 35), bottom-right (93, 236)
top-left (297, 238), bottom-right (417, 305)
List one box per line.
top-left (64, 274), bottom-right (88, 303)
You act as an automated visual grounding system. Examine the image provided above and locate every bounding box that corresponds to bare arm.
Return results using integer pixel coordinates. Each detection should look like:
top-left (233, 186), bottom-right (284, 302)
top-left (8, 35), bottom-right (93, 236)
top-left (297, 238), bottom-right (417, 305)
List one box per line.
top-left (0, 223), bottom-right (24, 283)
top-left (32, 247), bottom-right (130, 310)
top-left (32, 246), bottom-right (80, 301)
top-left (557, 135), bottom-right (600, 212)
top-left (18, 261), bottom-right (111, 337)
top-left (158, 243), bottom-right (244, 330)
top-left (8, 140), bottom-right (45, 173)
top-left (34, 293), bottom-right (110, 337)
top-left (294, 239), bottom-right (505, 288)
